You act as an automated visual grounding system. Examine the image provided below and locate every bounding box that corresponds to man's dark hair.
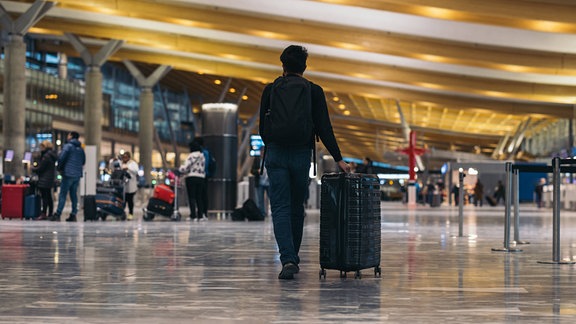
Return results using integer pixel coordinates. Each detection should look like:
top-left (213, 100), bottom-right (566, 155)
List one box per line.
top-left (189, 140), bottom-right (202, 152)
top-left (280, 45), bottom-right (308, 74)
top-left (193, 137), bottom-right (204, 147)
top-left (70, 131), bottom-right (80, 139)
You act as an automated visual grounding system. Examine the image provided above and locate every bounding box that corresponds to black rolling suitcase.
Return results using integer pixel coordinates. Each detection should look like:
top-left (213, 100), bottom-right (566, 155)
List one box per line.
top-left (143, 197), bottom-right (174, 221)
top-left (486, 196), bottom-right (497, 206)
top-left (23, 193), bottom-right (41, 219)
top-left (84, 195), bottom-right (97, 221)
top-left (319, 173), bottom-right (382, 279)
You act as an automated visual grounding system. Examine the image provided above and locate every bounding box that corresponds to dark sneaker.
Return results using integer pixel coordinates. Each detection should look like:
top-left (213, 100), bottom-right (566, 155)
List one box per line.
top-left (49, 214), bottom-right (60, 222)
top-left (278, 262), bottom-right (300, 280)
top-left (36, 213), bottom-right (48, 221)
top-left (65, 214), bottom-right (77, 222)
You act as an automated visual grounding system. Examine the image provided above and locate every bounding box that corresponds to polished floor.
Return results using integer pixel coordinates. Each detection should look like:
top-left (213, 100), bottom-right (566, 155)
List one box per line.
top-left (2, 198), bottom-right (576, 323)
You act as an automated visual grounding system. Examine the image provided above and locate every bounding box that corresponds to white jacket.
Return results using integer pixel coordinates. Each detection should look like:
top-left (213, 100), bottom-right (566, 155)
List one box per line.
top-left (122, 159), bottom-right (139, 193)
top-left (179, 151), bottom-right (205, 178)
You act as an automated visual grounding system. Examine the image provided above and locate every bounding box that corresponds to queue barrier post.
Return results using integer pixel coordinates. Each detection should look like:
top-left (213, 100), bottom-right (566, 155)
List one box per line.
top-left (539, 157), bottom-right (576, 264)
top-left (458, 170), bottom-right (465, 237)
top-left (492, 162), bottom-right (522, 253)
top-left (513, 168), bottom-right (529, 245)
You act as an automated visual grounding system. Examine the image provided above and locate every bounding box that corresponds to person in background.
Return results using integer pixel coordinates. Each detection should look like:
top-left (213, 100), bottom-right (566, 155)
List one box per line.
top-left (259, 45), bottom-right (350, 280)
top-left (120, 151), bottom-right (139, 220)
top-left (51, 131), bottom-right (85, 222)
top-left (179, 141), bottom-right (206, 221)
top-left (534, 177), bottom-right (546, 208)
top-left (356, 157), bottom-right (373, 174)
top-left (493, 180), bottom-right (505, 205)
top-left (194, 137), bottom-right (214, 219)
top-left (474, 179), bottom-right (484, 207)
top-left (452, 184), bottom-right (460, 206)
top-left (32, 140), bottom-right (58, 221)
top-left (426, 180), bottom-right (436, 205)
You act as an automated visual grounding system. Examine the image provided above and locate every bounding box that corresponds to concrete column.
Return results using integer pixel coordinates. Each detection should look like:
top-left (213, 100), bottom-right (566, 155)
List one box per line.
top-left (0, 0), bottom-right (54, 178)
top-left (139, 88), bottom-right (154, 186)
top-left (65, 33), bottom-right (123, 163)
top-left (3, 35), bottom-right (26, 178)
top-left (84, 67), bottom-right (103, 161)
top-left (123, 61), bottom-right (171, 186)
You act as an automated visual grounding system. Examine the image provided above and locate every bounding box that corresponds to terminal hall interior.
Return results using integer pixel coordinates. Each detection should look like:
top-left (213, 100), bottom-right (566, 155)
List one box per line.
top-left (2, 1), bottom-right (576, 323)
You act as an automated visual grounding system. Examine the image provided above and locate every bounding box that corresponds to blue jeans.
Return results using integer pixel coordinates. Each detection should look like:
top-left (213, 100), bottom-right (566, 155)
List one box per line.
top-left (265, 145), bottom-right (311, 266)
top-left (56, 176), bottom-right (80, 216)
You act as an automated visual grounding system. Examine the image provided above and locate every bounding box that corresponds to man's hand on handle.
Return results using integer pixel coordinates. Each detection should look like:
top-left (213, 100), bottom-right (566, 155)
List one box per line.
top-left (338, 160), bottom-right (351, 173)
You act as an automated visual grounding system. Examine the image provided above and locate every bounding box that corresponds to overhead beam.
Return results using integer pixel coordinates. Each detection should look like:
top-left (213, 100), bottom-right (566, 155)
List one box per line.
top-left (36, 41), bottom-right (574, 119)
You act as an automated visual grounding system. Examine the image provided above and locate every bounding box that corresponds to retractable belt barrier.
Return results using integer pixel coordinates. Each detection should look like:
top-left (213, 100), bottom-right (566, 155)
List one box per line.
top-left (492, 162), bottom-right (522, 253)
top-left (491, 158), bottom-right (576, 263)
top-left (538, 158), bottom-right (576, 264)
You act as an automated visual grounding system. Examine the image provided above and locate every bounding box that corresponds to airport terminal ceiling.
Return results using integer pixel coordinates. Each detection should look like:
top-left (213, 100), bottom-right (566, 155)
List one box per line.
top-left (3, 0), bottom-right (576, 169)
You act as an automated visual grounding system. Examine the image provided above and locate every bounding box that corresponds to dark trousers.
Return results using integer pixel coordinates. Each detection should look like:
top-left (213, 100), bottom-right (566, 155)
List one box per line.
top-left (201, 177), bottom-right (208, 216)
top-left (39, 187), bottom-right (53, 216)
top-left (185, 176), bottom-right (205, 219)
top-left (265, 145), bottom-right (310, 266)
top-left (125, 192), bottom-right (135, 214)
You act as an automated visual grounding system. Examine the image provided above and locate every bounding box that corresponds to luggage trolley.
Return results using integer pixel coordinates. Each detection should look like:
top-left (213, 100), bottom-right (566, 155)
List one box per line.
top-left (143, 170), bottom-right (182, 221)
top-left (95, 166), bottom-right (129, 221)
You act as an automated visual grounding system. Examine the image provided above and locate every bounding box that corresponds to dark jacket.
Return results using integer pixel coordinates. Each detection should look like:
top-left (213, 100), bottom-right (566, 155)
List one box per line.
top-left (33, 148), bottom-right (57, 189)
top-left (58, 138), bottom-right (85, 178)
top-left (259, 75), bottom-right (343, 162)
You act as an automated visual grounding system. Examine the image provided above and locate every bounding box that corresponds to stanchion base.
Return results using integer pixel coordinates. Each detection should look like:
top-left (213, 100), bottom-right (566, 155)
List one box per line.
top-left (537, 260), bottom-right (576, 264)
top-left (514, 240), bottom-right (530, 245)
top-left (450, 234), bottom-right (475, 238)
top-left (491, 247), bottom-right (523, 253)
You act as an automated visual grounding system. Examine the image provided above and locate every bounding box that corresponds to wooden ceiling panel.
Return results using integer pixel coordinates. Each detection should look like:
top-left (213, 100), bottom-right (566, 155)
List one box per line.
top-left (8, 0), bottom-right (574, 168)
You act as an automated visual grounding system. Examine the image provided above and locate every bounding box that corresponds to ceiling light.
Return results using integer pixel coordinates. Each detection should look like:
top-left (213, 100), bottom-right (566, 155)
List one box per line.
top-left (229, 88), bottom-right (236, 93)
top-left (214, 80), bottom-right (222, 85)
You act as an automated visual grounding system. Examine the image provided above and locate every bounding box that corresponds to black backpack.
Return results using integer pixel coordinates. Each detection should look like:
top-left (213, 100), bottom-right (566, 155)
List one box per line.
top-left (261, 75), bottom-right (314, 146)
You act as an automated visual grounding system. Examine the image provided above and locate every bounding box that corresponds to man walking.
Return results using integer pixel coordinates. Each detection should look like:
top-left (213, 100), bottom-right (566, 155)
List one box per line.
top-left (51, 131), bottom-right (85, 222)
top-left (259, 45), bottom-right (350, 279)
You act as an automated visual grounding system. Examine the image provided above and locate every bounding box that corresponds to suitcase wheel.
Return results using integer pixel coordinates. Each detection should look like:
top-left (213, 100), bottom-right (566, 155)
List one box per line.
top-left (170, 212), bottom-right (181, 221)
top-left (354, 271), bottom-right (362, 279)
top-left (319, 268), bottom-right (326, 280)
top-left (375, 266), bottom-right (382, 277)
top-left (143, 210), bottom-right (155, 221)
top-left (99, 212), bottom-right (107, 221)
top-left (339, 271), bottom-right (347, 279)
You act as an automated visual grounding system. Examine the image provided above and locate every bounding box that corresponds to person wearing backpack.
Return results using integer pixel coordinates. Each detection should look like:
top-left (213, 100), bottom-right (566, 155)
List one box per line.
top-left (179, 140), bottom-right (206, 221)
top-left (259, 45), bottom-right (350, 280)
top-left (193, 137), bottom-right (215, 219)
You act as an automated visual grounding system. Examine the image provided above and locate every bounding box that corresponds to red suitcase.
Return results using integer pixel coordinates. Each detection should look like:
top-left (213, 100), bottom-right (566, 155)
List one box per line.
top-left (1, 184), bottom-right (28, 219)
top-left (153, 184), bottom-right (175, 204)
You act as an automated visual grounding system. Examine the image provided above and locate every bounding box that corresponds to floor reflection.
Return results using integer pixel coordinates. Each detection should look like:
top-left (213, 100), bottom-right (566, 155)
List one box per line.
top-left (1, 202), bottom-right (576, 322)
